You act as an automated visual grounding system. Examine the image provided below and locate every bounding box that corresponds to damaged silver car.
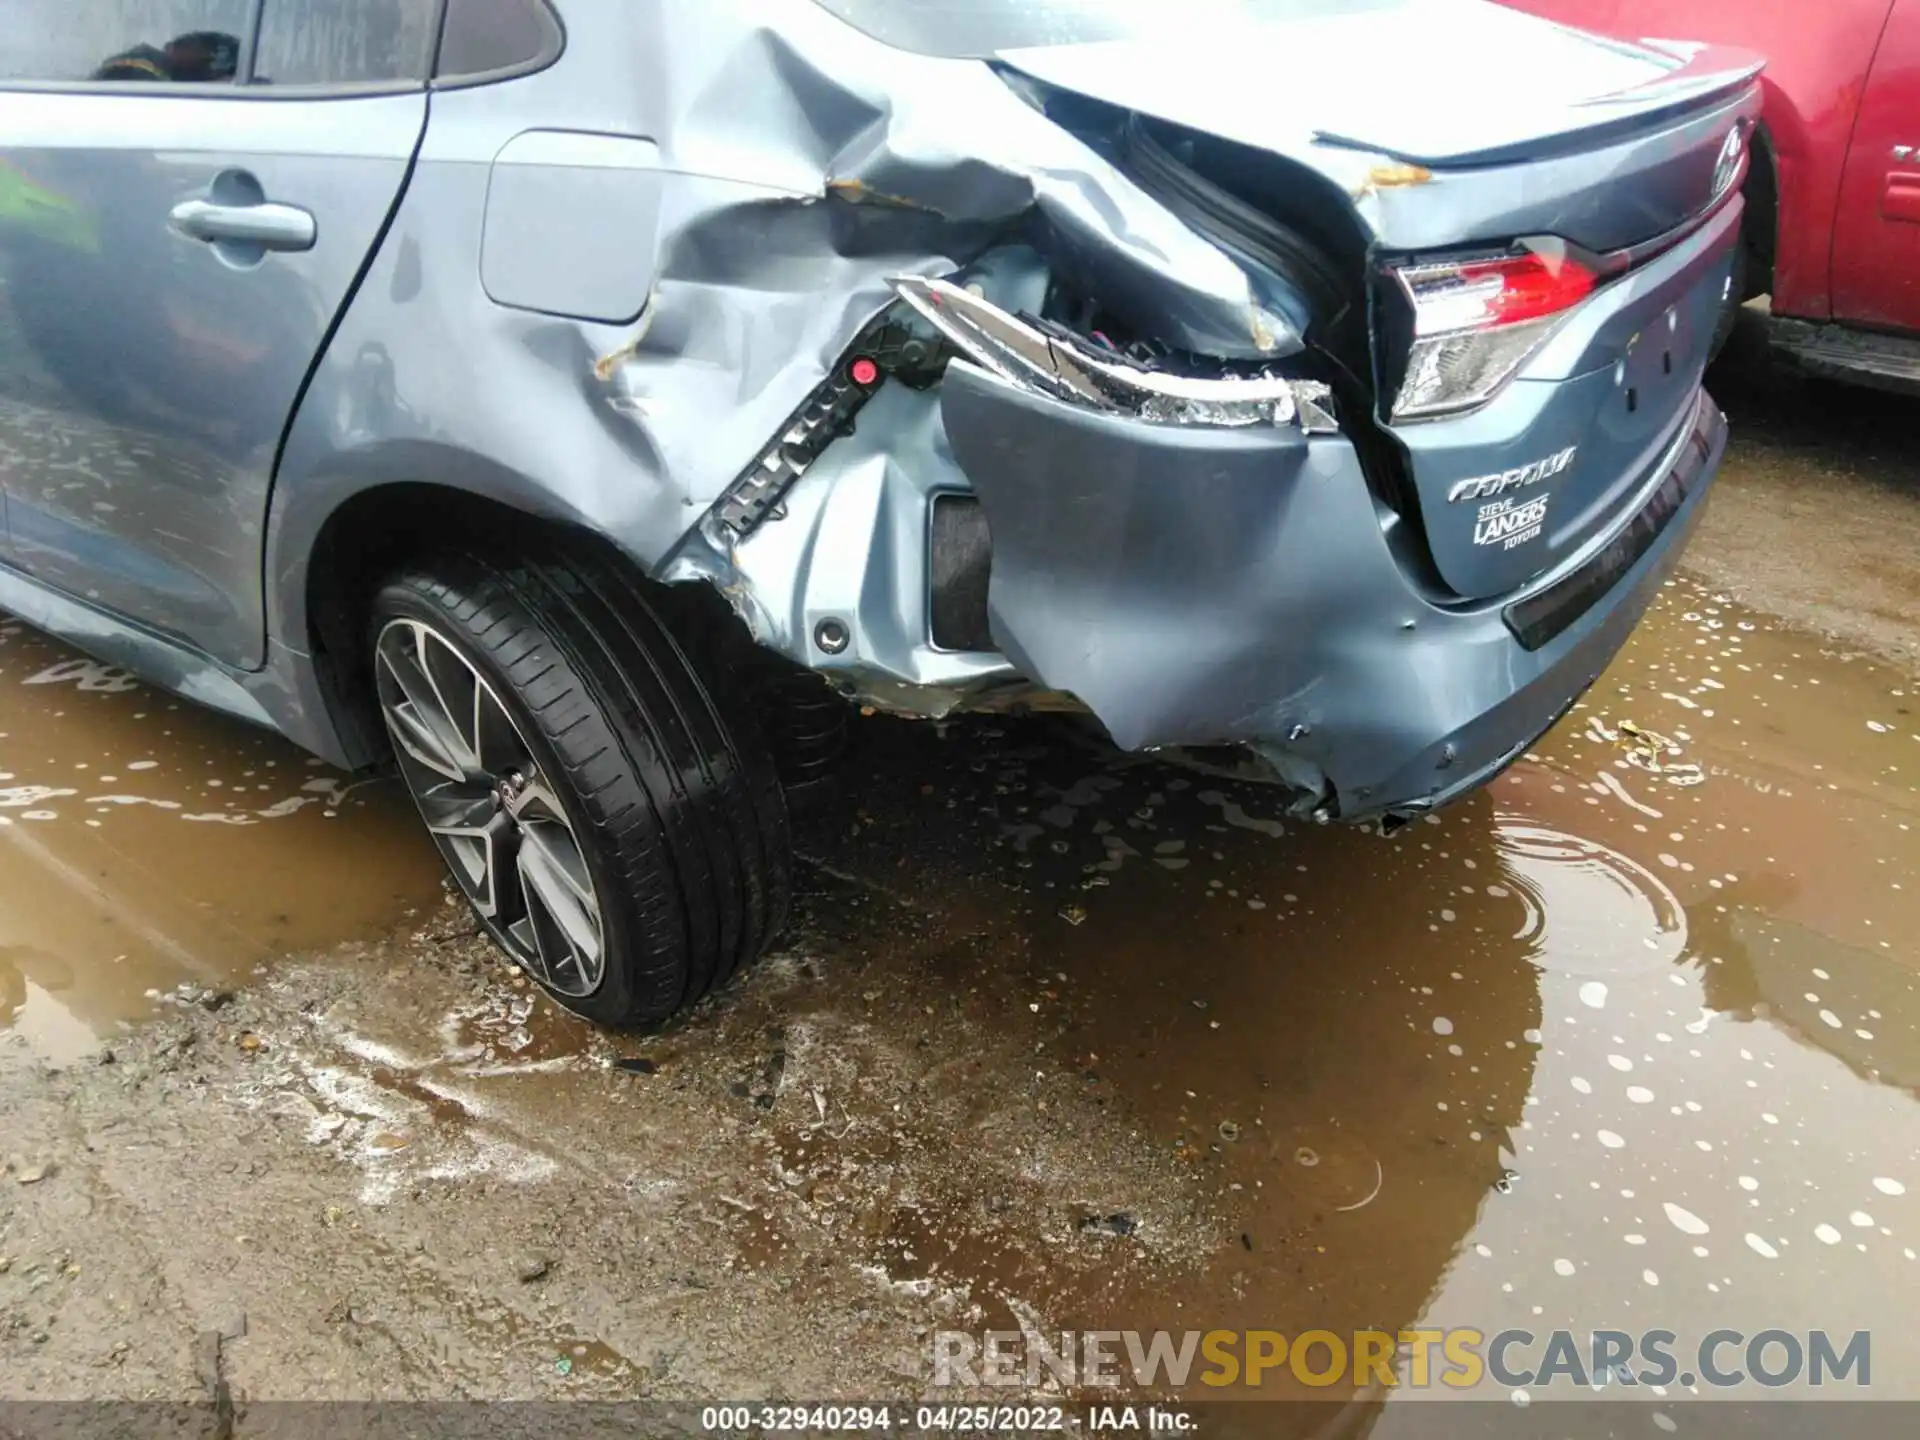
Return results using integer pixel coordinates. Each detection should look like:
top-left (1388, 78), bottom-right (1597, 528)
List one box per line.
top-left (0, 0), bottom-right (1758, 1022)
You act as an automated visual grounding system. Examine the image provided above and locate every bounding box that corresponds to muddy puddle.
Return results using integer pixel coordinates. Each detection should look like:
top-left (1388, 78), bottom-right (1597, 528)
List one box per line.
top-left (0, 619), bottom-right (445, 1062)
top-left (3, 561), bottom-right (1919, 1410)
top-left (790, 571), bottom-right (1920, 1408)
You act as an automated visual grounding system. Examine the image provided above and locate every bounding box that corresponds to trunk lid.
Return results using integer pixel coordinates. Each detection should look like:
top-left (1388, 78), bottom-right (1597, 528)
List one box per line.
top-left (998, 0), bottom-right (1761, 602)
top-left (1386, 198), bottom-right (1743, 601)
top-left (998, 0), bottom-right (1760, 171)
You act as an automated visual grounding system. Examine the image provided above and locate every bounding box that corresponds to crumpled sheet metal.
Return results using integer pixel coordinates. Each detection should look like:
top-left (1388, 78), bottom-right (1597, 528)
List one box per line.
top-left (600, 0), bottom-right (1300, 536)
top-left (703, 382), bottom-right (1020, 713)
top-left (738, 4), bottom-right (1296, 357)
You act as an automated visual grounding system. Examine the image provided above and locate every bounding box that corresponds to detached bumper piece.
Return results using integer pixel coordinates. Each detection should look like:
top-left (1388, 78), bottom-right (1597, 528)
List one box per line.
top-left (712, 321), bottom-right (949, 540)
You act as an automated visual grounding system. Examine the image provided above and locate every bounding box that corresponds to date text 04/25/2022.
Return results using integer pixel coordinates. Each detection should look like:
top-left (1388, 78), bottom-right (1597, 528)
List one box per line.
top-left (697, 1403), bottom-right (1194, 1433)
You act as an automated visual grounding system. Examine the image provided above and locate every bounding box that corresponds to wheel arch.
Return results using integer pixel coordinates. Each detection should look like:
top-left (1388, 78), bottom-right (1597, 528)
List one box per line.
top-left (1742, 120), bottom-right (1781, 300)
top-left (267, 444), bottom-right (701, 770)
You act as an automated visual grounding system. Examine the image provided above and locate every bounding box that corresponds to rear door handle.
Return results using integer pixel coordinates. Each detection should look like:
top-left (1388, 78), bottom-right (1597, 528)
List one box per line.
top-left (169, 198), bottom-right (316, 251)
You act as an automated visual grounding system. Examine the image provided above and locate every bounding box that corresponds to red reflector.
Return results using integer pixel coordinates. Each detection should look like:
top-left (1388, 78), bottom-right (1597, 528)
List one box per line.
top-left (849, 357), bottom-right (880, 386)
top-left (1455, 253), bottom-right (1597, 328)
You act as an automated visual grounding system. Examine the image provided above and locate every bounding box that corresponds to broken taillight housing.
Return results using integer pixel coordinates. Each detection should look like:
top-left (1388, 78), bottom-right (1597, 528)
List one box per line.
top-left (887, 275), bottom-right (1340, 433)
top-left (1387, 243), bottom-right (1601, 422)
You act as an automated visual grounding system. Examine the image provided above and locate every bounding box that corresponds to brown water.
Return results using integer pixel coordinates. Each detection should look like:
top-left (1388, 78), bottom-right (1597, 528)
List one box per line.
top-left (2, 489), bottom-right (1918, 1413)
top-left (0, 619), bottom-right (445, 1062)
top-left (823, 575), bottom-right (1920, 1407)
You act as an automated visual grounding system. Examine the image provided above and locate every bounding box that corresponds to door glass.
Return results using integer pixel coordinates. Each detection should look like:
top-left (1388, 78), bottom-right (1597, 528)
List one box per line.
top-left (253, 0), bottom-right (441, 86)
top-left (6, 0), bottom-right (250, 83)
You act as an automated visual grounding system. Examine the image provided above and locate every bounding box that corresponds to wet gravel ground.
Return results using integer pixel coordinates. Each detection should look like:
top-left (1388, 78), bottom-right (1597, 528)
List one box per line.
top-left (3, 325), bottom-right (1919, 1423)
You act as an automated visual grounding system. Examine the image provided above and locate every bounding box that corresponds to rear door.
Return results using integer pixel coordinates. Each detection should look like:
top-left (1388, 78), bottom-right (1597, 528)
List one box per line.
top-left (0, 0), bottom-right (433, 669)
top-left (1831, 0), bottom-right (1920, 330)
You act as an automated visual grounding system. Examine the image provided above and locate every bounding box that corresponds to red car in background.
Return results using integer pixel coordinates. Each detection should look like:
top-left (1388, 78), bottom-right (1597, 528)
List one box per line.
top-left (1507, 0), bottom-right (1920, 392)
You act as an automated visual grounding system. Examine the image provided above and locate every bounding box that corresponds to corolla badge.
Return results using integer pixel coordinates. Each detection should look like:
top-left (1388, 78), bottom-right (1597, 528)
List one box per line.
top-left (1445, 445), bottom-right (1577, 504)
top-left (1712, 125), bottom-right (1746, 199)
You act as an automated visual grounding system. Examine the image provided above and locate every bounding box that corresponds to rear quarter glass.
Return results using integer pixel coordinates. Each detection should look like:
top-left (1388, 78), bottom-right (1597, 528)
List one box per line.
top-left (436, 0), bottom-right (563, 81)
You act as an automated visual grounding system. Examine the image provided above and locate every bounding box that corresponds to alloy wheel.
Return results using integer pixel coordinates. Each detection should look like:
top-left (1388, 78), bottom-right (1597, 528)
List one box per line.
top-left (374, 618), bottom-right (605, 997)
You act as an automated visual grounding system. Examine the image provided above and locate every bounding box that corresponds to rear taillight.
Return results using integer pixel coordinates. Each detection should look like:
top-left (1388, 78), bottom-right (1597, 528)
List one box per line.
top-left (1387, 244), bottom-right (1600, 422)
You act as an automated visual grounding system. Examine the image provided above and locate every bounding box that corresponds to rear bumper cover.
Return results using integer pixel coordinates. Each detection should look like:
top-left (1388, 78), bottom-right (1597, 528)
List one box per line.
top-left (943, 370), bottom-right (1725, 821)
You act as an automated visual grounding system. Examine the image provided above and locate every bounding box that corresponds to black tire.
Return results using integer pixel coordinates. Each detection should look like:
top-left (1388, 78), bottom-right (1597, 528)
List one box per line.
top-left (369, 546), bottom-right (791, 1028)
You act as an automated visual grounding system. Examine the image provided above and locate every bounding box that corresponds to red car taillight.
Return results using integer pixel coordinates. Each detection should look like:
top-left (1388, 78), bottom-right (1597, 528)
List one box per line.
top-left (1388, 244), bottom-right (1601, 422)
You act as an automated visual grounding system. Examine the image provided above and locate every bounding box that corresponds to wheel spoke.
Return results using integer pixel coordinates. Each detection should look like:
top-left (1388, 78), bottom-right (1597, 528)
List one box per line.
top-left (430, 806), bottom-right (517, 919)
top-left (504, 774), bottom-right (564, 826)
top-left (415, 781), bottom-right (497, 837)
top-left (418, 629), bottom-right (485, 772)
top-left (505, 850), bottom-right (556, 990)
top-left (376, 625), bottom-right (472, 782)
top-left (384, 686), bottom-right (466, 783)
top-left (526, 853), bottom-right (595, 958)
top-left (520, 821), bottom-right (600, 941)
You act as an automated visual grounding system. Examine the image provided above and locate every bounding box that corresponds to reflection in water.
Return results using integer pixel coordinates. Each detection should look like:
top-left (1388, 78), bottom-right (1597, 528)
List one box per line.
top-left (1402, 579), bottom-right (1920, 1413)
top-left (813, 573), bottom-right (1920, 1416)
top-left (1497, 820), bottom-right (1689, 980)
top-left (1702, 909), bottom-right (1920, 1098)
top-left (823, 709), bottom-right (1549, 1404)
top-left (0, 619), bottom-right (445, 1060)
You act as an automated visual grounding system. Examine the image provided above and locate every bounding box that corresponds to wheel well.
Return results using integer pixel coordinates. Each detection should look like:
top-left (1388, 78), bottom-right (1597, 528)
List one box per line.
top-left (303, 484), bottom-right (647, 769)
top-left (1741, 125), bottom-right (1779, 299)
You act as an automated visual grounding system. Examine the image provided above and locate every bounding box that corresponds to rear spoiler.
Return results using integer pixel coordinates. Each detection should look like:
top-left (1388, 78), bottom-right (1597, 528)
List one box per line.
top-left (1317, 46), bottom-right (1762, 169)
top-left (1574, 41), bottom-right (1765, 110)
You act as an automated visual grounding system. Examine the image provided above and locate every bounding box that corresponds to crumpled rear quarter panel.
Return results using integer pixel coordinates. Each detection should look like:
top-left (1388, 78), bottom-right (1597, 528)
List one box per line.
top-left (263, 0), bottom-right (1740, 785)
top-left (266, 0), bottom-right (1300, 753)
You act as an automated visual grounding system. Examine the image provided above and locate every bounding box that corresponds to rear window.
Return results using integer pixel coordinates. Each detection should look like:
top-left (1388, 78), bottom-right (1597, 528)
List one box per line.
top-left (807, 0), bottom-right (1400, 58)
top-left (8, 0), bottom-right (250, 84)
